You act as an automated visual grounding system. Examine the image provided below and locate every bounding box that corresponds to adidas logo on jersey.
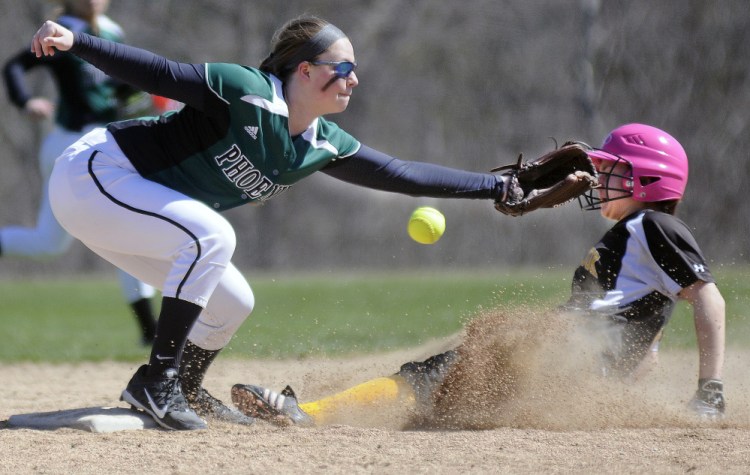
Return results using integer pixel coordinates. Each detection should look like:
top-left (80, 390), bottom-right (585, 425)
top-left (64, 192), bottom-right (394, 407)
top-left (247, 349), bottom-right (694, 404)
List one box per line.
top-left (244, 125), bottom-right (259, 140)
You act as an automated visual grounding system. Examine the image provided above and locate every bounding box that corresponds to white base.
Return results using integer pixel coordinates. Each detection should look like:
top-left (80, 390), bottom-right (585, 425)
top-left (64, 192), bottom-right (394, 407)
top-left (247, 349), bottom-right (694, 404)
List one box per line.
top-left (8, 407), bottom-right (157, 433)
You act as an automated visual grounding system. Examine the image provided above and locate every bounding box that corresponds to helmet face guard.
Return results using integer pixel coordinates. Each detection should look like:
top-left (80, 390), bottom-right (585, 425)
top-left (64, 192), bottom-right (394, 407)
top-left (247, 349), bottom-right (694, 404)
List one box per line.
top-left (578, 123), bottom-right (688, 212)
top-left (579, 152), bottom-right (633, 211)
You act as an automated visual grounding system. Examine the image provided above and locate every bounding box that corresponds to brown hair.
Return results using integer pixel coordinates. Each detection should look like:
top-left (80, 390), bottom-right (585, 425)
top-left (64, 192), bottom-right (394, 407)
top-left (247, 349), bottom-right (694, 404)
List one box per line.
top-left (259, 16), bottom-right (345, 83)
top-left (53, 1), bottom-right (102, 35)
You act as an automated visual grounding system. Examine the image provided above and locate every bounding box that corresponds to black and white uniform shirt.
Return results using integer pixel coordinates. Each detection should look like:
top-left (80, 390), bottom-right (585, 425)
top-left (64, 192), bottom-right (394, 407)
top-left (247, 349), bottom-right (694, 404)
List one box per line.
top-left (568, 209), bottom-right (714, 330)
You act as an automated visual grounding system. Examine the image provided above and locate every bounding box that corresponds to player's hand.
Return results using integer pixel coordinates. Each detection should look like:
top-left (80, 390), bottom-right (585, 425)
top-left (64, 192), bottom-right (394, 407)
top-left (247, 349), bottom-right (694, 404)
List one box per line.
top-left (687, 378), bottom-right (725, 420)
top-left (24, 97), bottom-right (55, 120)
top-left (31, 21), bottom-right (74, 57)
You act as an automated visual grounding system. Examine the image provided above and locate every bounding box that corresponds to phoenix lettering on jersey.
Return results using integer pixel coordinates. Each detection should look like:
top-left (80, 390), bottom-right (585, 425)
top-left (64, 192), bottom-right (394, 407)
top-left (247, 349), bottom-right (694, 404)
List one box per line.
top-left (214, 144), bottom-right (290, 202)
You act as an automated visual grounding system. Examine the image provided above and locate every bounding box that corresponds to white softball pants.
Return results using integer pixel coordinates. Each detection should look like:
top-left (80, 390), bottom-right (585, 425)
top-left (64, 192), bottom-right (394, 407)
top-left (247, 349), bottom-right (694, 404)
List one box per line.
top-left (49, 128), bottom-right (254, 350)
top-left (0, 125), bottom-right (154, 303)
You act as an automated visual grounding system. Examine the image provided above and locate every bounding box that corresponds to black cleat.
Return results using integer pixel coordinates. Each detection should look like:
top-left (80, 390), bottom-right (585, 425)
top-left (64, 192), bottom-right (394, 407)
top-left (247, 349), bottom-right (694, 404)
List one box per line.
top-left (397, 350), bottom-right (459, 407)
top-left (188, 388), bottom-right (255, 426)
top-left (120, 364), bottom-right (207, 431)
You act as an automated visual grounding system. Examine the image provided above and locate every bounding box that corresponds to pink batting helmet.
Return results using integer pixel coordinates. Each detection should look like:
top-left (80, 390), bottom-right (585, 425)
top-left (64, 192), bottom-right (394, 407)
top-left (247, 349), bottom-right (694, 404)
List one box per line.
top-left (587, 123), bottom-right (689, 203)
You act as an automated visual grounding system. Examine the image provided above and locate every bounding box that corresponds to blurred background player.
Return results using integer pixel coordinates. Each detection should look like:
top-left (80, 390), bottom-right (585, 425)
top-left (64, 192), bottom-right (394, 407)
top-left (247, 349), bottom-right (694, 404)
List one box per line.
top-left (1, 0), bottom-right (157, 344)
top-left (234, 123), bottom-right (726, 425)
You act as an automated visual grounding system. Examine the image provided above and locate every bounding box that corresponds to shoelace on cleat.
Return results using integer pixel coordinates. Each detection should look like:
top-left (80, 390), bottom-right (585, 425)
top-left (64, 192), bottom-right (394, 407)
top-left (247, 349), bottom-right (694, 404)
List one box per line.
top-left (148, 375), bottom-right (189, 412)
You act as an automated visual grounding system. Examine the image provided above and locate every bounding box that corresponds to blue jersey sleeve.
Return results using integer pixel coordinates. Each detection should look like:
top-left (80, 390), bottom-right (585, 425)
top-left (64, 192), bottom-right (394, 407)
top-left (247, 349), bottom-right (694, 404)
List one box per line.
top-left (2, 49), bottom-right (43, 107)
top-left (321, 144), bottom-right (504, 199)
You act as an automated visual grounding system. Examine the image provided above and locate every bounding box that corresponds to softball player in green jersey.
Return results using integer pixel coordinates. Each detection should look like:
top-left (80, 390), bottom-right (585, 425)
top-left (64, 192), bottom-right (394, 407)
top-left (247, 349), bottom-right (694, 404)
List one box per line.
top-left (32, 15), bottom-right (510, 430)
top-left (1, 0), bottom-right (157, 344)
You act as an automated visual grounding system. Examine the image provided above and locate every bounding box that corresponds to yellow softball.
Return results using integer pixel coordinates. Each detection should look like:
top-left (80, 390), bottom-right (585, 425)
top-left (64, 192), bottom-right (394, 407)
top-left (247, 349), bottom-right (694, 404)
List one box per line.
top-left (407, 206), bottom-right (446, 244)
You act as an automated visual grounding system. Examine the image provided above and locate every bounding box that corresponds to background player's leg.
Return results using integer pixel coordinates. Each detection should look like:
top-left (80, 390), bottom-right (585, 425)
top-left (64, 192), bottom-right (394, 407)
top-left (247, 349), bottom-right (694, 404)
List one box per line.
top-left (0, 161), bottom-right (73, 258)
top-left (117, 270), bottom-right (157, 344)
top-left (0, 125), bottom-right (92, 258)
top-left (0, 203), bottom-right (73, 257)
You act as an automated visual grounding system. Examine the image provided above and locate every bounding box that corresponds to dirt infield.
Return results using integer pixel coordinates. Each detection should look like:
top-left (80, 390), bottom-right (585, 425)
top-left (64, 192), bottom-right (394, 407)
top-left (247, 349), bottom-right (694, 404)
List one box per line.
top-left (3, 338), bottom-right (750, 474)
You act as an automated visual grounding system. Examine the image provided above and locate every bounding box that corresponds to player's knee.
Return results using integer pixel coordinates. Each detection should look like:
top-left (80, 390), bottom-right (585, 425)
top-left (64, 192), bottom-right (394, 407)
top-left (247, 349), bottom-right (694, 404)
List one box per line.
top-left (229, 282), bottom-right (255, 327)
top-left (199, 224), bottom-right (237, 264)
top-left (189, 293), bottom-right (254, 350)
top-left (235, 287), bottom-right (255, 319)
top-left (220, 285), bottom-right (255, 339)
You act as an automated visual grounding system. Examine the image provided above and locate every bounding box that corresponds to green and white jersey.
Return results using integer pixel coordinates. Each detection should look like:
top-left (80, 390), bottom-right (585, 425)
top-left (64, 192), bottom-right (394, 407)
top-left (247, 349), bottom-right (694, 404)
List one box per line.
top-left (110, 64), bottom-right (360, 210)
top-left (69, 31), bottom-right (501, 209)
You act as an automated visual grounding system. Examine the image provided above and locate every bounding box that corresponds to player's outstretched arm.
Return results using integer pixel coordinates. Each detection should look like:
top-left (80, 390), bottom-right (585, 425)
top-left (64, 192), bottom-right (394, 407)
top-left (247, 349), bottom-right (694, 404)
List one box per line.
top-left (681, 281), bottom-right (726, 418)
top-left (31, 21), bottom-right (74, 57)
top-left (681, 281), bottom-right (725, 380)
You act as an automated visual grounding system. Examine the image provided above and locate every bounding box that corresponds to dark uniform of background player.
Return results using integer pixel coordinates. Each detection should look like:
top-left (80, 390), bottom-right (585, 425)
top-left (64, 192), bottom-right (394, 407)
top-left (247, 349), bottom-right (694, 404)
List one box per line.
top-left (2, 0), bottom-right (157, 344)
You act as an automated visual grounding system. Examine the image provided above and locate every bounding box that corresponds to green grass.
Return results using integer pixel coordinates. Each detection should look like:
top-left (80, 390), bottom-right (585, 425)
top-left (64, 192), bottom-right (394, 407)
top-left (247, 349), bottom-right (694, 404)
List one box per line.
top-left (662, 264), bottom-right (750, 350)
top-left (229, 269), bottom-right (569, 358)
top-left (1, 266), bottom-right (748, 362)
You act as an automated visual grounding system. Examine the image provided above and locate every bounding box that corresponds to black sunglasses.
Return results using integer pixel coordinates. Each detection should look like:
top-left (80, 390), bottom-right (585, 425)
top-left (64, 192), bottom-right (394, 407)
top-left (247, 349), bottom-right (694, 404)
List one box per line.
top-left (309, 60), bottom-right (358, 79)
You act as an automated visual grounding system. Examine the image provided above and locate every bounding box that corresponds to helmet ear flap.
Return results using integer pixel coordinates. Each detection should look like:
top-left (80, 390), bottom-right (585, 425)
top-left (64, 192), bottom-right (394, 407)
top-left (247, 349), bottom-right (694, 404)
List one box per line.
top-left (633, 176), bottom-right (662, 200)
